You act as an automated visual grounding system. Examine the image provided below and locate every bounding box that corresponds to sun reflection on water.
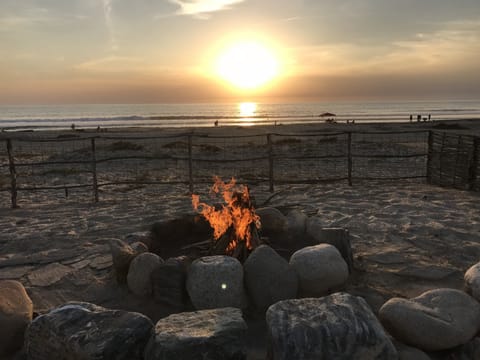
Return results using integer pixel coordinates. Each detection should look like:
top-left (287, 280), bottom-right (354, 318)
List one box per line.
top-left (239, 102), bottom-right (257, 118)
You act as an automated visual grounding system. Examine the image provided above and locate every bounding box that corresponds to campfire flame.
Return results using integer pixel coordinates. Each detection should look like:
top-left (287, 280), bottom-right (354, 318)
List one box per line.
top-left (192, 176), bottom-right (260, 255)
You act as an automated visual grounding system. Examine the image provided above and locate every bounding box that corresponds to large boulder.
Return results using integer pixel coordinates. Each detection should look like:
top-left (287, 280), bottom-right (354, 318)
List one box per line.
top-left (186, 256), bottom-right (246, 310)
top-left (243, 245), bottom-right (297, 312)
top-left (266, 293), bottom-right (398, 359)
top-left (127, 252), bottom-right (163, 297)
top-left (289, 243), bottom-right (349, 297)
top-left (0, 280), bottom-right (33, 356)
top-left (464, 262), bottom-right (480, 301)
top-left (256, 207), bottom-right (288, 235)
top-left (379, 288), bottom-right (480, 351)
top-left (144, 307), bottom-right (247, 360)
top-left (310, 227), bottom-right (354, 272)
top-left (151, 256), bottom-right (190, 312)
top-left (25, 302), bottom-right (153, 360)
top-left (285, 209), bottom-right (308, 235)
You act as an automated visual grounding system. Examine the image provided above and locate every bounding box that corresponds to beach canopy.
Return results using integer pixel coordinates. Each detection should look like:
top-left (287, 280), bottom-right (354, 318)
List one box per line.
top-left (319, 112), bottom-right (336, 117)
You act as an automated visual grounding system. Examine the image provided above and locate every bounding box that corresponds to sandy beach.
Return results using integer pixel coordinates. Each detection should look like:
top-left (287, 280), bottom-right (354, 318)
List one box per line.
top-left (1, 119), bottom-right (480, 358)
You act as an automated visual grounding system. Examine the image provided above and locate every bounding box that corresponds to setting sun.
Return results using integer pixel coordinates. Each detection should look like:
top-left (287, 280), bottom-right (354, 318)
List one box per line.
top-left (216, 41), bottom-right (279, 90)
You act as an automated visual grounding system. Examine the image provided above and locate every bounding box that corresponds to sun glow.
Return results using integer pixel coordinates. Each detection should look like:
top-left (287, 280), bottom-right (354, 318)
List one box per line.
top-left (216, 41), bottom-right (279, 90)
top-left (239, 102), bottom-right (257, 117)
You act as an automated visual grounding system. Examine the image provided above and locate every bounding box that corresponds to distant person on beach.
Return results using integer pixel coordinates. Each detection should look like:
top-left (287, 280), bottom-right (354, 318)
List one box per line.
top-left (409, 114), bottom-right (413, 122)
top-left (417, 115), bottom-right (421, 122)
top-left (428, 114), bottom-right (431, 121)
top-left (214, 120), bottom-right (218, 127)
top-left (71, 123), bottom-right (75, 131)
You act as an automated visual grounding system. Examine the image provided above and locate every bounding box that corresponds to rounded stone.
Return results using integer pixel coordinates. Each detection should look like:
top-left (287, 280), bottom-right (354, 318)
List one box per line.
top-left (0, 280), bottom-right (33, 356)
top-left (289, 243), bottom-right (349, 297)
top-left (127, 252), bottom-right (163, 297)
top-left (256, 207), bottom-right (288, 235)
top-left (465, 262), bottom-right (480, 301)
top-left (186, 256), bottom-right (246, 310)
top-left (286, 209), bottom-right (308, 235)
top-left (379, 288), bottom-right (480, 351)
top-left (266, 293), bottom-right (398, 359)
top-left (244, 245), bottom-right (298, 312)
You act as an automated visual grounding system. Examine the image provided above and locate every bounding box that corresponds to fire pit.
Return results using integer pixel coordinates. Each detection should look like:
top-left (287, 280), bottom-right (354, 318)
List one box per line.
top-left (191, 176), bottom-right (262, 261)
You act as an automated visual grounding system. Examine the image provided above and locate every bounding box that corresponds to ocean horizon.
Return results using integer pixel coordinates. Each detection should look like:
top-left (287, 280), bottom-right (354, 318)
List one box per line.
top-left (1, 99), bottom-right (480, 131)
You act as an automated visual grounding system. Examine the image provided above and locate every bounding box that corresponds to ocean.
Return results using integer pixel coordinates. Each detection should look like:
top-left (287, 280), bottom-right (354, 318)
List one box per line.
top-left (1, 100), bottom-right (480, 131)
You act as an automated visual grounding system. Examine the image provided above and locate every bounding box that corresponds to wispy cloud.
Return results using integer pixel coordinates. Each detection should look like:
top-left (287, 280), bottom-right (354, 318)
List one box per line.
top-left (0, 7), bottom-right (50, 29)
top-left (102, 0), bottom-right (118, 51)
top-left (74, 56), bottom-right (144, 73)
top-left (168, 0), bottom-right (244, 18)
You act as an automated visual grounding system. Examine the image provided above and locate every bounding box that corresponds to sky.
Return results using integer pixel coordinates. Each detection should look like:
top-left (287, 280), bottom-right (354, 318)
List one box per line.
top-left (1, 0), bottom-right (480, 104)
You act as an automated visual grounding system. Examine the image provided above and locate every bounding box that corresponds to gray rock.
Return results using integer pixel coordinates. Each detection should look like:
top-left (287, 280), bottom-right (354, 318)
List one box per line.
top-left (393, 340), bottom-right (431, 360)
top-left (243, 245), bottom-right (297, 312)
top-left (379, 288), bottom-right (480, 351)
top-left (186, 256), bottom-right (246, 310)
top-left (127, 252), bottom-right (163, 297)
top-left (25, 302), bottom-right (153, 360)
top-left (428, 337), bottom-right (480, 360)
top-left (0, 280), bottom-right (33, 356)
top-left (289, 243), bottom-right (349, 297)
top-left (256, 207), bottom-right (288, 235)
top-left (266, 293), bottom-right (398, 360)
top-left (465, 262), bottom-right (480, 301)
top-left (151, 257), bottom-right (189, 311)
top-left (144, 307), bottom-right (247, 360)
top-left (305, 216), bottom-right (324, 239)
top-left (109, 238), bottom-right (135, 283)
top-left (285, 209), bottom-right (307, 235)
top-left (310, 227), bottom-right (354, 273)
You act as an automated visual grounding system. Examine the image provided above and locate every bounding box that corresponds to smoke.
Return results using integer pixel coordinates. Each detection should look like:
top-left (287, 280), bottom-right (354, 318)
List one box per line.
top-left (102, 0), bottom-right (118, 51)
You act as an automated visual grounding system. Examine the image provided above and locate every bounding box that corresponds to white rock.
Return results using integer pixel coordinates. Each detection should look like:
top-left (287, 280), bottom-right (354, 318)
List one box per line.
top-left (289, 244), bottom-right (348, 297)
top-left (379, 288), bottom-right (480, 351)
top-left (186, 256), bottom-right (246, 310)
top-left (127, 252), bottom-right (163, 297)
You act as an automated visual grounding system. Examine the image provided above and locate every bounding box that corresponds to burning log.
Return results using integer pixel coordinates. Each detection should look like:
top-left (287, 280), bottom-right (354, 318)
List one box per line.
top-left (192, 177), bottom-right (262, 262)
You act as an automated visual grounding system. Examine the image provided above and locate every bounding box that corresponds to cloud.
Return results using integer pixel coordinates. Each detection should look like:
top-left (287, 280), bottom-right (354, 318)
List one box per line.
top-left (102, 0), bottom-right (118, 50)
top-left (168, 0), bottom-right (244, 17)
top-left (74, 56), bottom-right (145, 73)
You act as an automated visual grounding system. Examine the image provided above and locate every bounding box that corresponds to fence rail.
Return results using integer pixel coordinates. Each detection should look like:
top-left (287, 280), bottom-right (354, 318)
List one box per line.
top-left (2, 129), bottom-right (467, 208)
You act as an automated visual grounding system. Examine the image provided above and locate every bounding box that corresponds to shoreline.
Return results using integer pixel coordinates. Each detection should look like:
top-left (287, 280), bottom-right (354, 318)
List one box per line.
top-left (2, 117), bottom-right (480, 139)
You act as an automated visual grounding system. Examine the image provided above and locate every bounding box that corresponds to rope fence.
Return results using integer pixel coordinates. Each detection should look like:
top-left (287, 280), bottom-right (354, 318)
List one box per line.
top-left (1, 129), bottom-right (470, 208)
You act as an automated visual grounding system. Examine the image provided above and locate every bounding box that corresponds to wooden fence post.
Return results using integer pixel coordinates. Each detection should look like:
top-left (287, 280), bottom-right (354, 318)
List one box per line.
top-left (347, 132), bottom-right (352, 186)
top-left (6, 139), bottom-right (18, 208)
top-left (426, 130), bottom-right (434, 184)
top-left (91, 138), bottom-right (99, 202)
top-left (469, 136), bottom-right (479, 190)
top-left (267, 134), bottom-right (274, 192)
top-left (188, 134), bottom-right (194, 193)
